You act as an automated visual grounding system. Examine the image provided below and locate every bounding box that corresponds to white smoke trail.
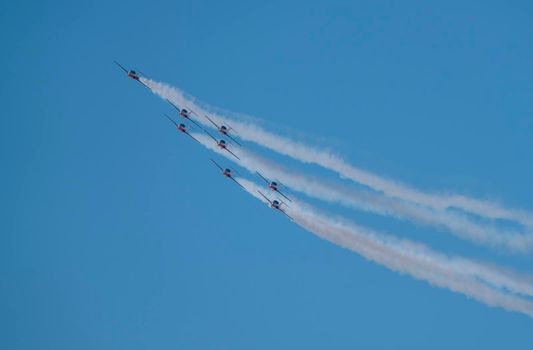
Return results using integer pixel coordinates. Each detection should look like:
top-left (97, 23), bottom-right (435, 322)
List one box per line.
top-left (147, 77), bottom-right (533, 317)
top-left (144, 78), bottom-right (533, 231)
top-left (189, 131), bottom-right (533, 253)
top-left (190, 132), bottom-right (533, 301)
top-left (166, 119), bottom-right (533, 314)
top-left (238, 178), bottom-right (533, 317)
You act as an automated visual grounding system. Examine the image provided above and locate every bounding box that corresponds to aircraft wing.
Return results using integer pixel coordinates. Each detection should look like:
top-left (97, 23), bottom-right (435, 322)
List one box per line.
top-left (279, 209), bottom-right (294, 221)
top-left (186, 116), bottom-right (206, 131)
top-left (203, 114), bottom-right (220, 129)
top-left (164, 114), bottom-right (179, 127)
top-left (230, 176), bottom-right (246, 190)
top-left (200, 127), bottom-right (219, 144)
top-left (226, 133), bottom-right (242, 147)
top-left (226, 122), bottom-right (237, 135)
top-left (166, 99), bottom-right (182, 112)
top-left (114, 60), bottom-right (128, 73)
top-left (184, 131), bottom-right (200, 143)
top-left (256, 171), bottom-right (270, 185)
top-left (257, 190), bottom-right (273, 205)
top-left (224, 147), bottom-right (241, 160)
top-left (137, 79), bottom-right (150, 89)
top-left (210, 158), bottom-right (224, 172)
top-left (276, 189), bottom-right (293, 202)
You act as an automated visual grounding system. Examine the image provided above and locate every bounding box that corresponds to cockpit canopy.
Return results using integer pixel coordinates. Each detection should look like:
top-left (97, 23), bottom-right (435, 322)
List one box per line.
top-left (271, 181), bottom-right (278, 187)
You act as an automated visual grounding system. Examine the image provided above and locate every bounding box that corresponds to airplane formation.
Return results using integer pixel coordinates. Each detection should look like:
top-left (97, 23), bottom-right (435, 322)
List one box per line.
top-left (115, 61), bottom-right (293, 221)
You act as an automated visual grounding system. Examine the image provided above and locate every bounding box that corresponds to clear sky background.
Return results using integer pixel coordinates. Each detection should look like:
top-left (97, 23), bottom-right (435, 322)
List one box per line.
top-left (2, 0), bottom-right (533, 349)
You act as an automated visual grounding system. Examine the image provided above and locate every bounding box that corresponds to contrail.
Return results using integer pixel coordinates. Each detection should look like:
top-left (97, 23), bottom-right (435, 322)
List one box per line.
top-left (143, 78), bottom-right (533, 230)
top-left (237, 178), bottom-right (533, 318)
top-left (165, 115), bottom-right (533, 315)
top-left (190, 131), bottom-right (533, 299)
top-left (189, 131), bottom-right (533, 252)
top-left (141, 75), bottom-right (533, 318)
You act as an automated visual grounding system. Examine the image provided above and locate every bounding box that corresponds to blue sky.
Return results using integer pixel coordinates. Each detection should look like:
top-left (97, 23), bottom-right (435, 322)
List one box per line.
top-left (2, 0), bottom-right (533, 349)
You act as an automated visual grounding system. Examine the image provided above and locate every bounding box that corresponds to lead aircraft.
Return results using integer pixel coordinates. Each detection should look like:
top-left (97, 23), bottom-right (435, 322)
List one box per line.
top-left (114, 61), bottom-right (148, 88)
